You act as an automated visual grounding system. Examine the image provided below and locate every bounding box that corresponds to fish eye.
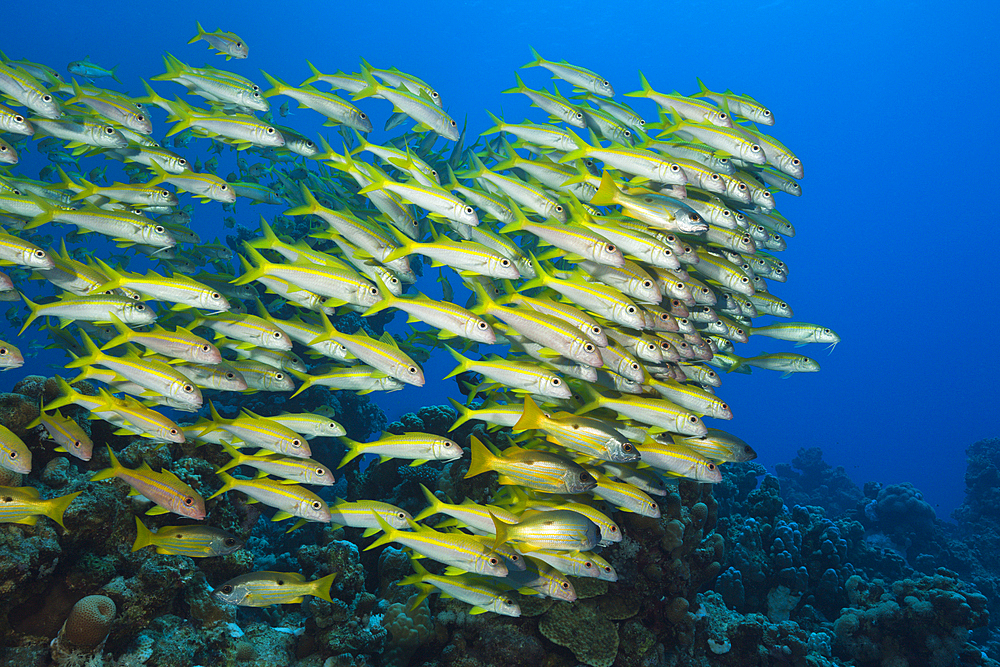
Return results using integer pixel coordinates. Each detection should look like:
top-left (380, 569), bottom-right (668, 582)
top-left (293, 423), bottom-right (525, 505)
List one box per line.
top-left (178, 158), bottom-right (188, 166)
top-left (623, 443), bottom-right (633, 452)
top-left (183, 384), bottom-right (194, 393)
top-left (642, 280), bottom-right (652, 289)
top-left (169, 428), bottom-right (178, 435)
top-left (575, 112), bottom-right (583, 119)
top-left (211, 292), bottom-right (221, 299)
top-left (751, 144), bottom-right (762, 153)
top-left (273, 331), bottom-right (283, 338)
top-left (34, 249), bottom-right (46, 257)
top-left (449, 120), bottom-right (457, 126)
top-left (792, 158), bottom-right (801, 165)
top-left (670, 164), bottom-right (679, 172)
top-left (312, 501), bottom-right (322, 509)
top-left (236, 41), bottom-right (243, 47)
top-left (489, 557), bottom-right (498, 565)
top-left (226, 373), bottom-right (235, 380)
top-left (741, 277), bottom-right (748, 283)
top-left (370, 287), bottom-right (378, 294)
top-left (292, 439), bottom-right (302, 447)
top-left (561, 581), bottom-right (570, 588)
top-left (266, 127), bottom-right (275, 134)
top-left (408, 366), bottom-right (417, 374)
top-left (397, 512), bottom-right (406, 519)
top-left (275, 372), bottom-right (284, 379)
top-left (606, 244), bottom-right (616, 253)
top-left (155, 225), bottom-right (165, 233)
top-left (584, 343), bottom-right (594, 352)
top-left (554, 205), bottom-right (564, 213)
top-left (316, 468), bottom-right (325, 475)
top-left (43, 94), bottom-right (52, 102)
top-left (73, 440), bottom-right (82, 449)
top-left (359, 112), bottom-right (367, 120)
top-left (225, 538), bottom-right (237, 547)
top-left (592, 326), bottom-right (601, 335)
top-left (104, 126), bottom-right (116, 134)
top-left (477, 321), bottom-right (488, 329)
top-left (624, 130), bottom-right (631, 137)
top-left (630, 363), bottom-right (639, 370)
top-left (708, 463), bottom-right (716, 470)
top-left (689, 416), bottom-right (698, 423)
top-left (551, 378), bottom-right (561, 385)
top-left (8, 451), bottom-right (16, 459)
top-left (220, 185), bottom-right (229, 190)
top-left (136, 304), bottom-right (146, 310)
top-left (626, 306), bottom-right (636, 314)
top-left (14, 114), bottom-right (23, 122)
top-left (183, 496), bottom-right (194, 506)
top-left (500, 259), bottom-right (510, 267)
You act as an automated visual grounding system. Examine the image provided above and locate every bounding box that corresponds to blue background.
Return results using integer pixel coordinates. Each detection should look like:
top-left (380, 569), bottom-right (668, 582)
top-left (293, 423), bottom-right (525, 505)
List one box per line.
top-left (3, 0), bottom-right (998, 517)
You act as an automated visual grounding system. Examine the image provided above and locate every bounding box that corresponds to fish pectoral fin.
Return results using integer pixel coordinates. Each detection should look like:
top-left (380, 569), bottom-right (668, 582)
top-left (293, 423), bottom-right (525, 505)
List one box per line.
top-left (271, 511), bottom-right (294, 521)
top-left (145, 506), bottom-right (169, 515)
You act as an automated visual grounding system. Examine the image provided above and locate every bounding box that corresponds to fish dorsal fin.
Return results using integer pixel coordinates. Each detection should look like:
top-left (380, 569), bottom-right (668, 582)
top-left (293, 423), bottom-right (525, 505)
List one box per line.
top-left (379, 332), bottom-right (399, 349)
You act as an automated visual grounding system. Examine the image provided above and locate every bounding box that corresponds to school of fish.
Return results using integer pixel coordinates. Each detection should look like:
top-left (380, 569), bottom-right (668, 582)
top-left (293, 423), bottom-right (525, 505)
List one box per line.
top-left (0, 27), bottom-right (838, 613)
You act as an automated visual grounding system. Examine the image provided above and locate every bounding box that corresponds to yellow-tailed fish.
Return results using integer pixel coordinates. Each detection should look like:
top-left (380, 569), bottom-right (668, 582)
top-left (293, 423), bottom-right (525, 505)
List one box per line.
top-left (309, 317), bottom-right (425, 387)
top-left (0, 486), bottom-right (80, 528)
top-left (400, 560), bottom-right (520, 617)
top-left (513, 396), bottom-right (639, 463)
top-left (202, 402), bottom-right (309, 457)
top-left (27, 406), bottom-right (92, 461)
top-left (217, 441), bottom-right (335, 486)
top-left (209, 472), bottom-right (330, 523)
top-left (634, 438), bottom-right (722, 483)
top-left (213, 571), bottom-right (338, 607)
top-left (445, 346), bottom-right (570, 400)
top-left (414, 484), bottom-right (519, 535)
top-left (132, 516), bottom-right (243, 557)
top-left (670, 428), bottom-right (757, 463)
top-left (524, 47), bottom-right (614, 97)
top-left (91, 445), bottom-right (205, 519)
top-left (188, 22), bottom-right (249, 60)
top-left (464, 436), bottom-right (595, 494)
top-left (364, 512), bottom-right (507, 577)
top-left (338, 431), bottom-right (462, 469)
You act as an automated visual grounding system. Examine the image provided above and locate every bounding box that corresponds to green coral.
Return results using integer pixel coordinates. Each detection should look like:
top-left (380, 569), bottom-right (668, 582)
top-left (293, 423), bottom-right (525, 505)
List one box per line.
top-left (538, 600), bottom-right (619, 667)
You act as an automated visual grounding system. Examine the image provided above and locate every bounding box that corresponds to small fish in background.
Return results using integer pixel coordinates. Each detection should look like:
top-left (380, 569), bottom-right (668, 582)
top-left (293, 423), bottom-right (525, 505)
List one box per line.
top-left (279, 102), bottom-right (291, 117)
top-left (87, 165), bottom-right (108, 184)
top-left (67, 56), bottom-right (121, 84)
top-left (223, 216), bottom-right (236, 228)
top-left (188, 22), bottom-right (249, 60)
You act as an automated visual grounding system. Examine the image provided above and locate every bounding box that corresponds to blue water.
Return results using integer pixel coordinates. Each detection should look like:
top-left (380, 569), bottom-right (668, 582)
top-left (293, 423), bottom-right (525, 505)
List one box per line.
top-left (3, 0), bottom-right (998, 519)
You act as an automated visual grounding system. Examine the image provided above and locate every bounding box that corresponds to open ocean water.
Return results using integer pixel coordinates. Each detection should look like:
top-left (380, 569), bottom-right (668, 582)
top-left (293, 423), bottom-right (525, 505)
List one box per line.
top-left (1, 1), bottom-right (999, 665)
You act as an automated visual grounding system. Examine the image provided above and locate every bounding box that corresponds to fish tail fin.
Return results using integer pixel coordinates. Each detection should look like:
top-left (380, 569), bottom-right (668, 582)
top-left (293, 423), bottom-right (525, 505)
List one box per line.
top-left (43, 491), bottom-right (81, 530)
top-left (501, 71), bottom-right (527, 95)
top-left (284, 184), bottom-right (322, 218)
top-left (589, 170), bottom-right (621, 207)
top-left (90, 444), bottom-right (122, 482)
top-left (311, 572), bottom-right (337, 603)
top-left (288, 370), bottom-right (313, 399)
top-left (447, 397), bottom-right (470, 431)
top-left (336, 437), bottom-right (362, 469)
top-left (363, 511), bottom-right (399, 550)
top-left (524, 46), bottom-right (544, 68)
top-left (69, 176), bottom-right (98, 202)
top-left (557, 128), bottom-right (590, 162)
top-left (464, 435), bottom-right (497, 480)
top-left (574, 382), bottom-right (602, 414)
top-left (63, 330), bottom-right (103, 369)
top-left (624, 70), bottom-right (653, 98)
top-left (302, 61), bottom-right (323, 86)
top-left (164, 97), bottom-right (198, 137)
top-left (519, 254), bottom-right (549, 292)
top-left (110, 64), bottom-right (121, 84)
top-left (413, 484), bottom-right (443, 521)
top-left (482, 110), bottom-right (503, 136)
top-left (694, 77), bottom-right (710, 97)
top-left (260, 70), bottom-right (285, 98)
top-left (489, 511), bottom-right (511, 548)
top-left (216, 440), bottom-right (244, 472)
top-left (139, 80), bottom-right (171, 112)
top-left (18, 293), bottom-right (42, 335)
top-left (23, 193), bottom-right (55, 230)
top-left (512, 395), bottom-right (544, 433)
top-left (231, 245), bottom-right (270, 286)
top-left (468, 280), bottom-right (497, 317)
top-left (132, 516), bottom-right (153, 551)
top-left (361, 273), bottom-right (396, 316)
top-left (442, 345), bottom-right (471, 380)
top-left (352, 66), bottom-right (381, 101)
top-left (188, 21), bottom-right (206, 44)
top-left (45, 377), bottom-right (80, 411)
top-left (207, 471), bottom-right (236, 500)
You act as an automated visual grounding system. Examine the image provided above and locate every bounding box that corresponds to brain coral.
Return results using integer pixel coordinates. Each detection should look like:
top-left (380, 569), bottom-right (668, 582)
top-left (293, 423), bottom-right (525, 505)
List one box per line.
top-left (538, 600), bottom-right (619, 667)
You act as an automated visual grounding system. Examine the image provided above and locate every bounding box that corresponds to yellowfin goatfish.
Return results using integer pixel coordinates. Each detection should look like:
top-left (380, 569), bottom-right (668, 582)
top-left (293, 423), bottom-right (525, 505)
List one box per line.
top-left (513, 396), bottom-right (639, 463)
top-left (132, 517), bottom-right (243, 557)
top-left (366, 512), bottom-right (508, 577)
top-left (27, 407), bottom-right (92, 461)
top-left (0, 424), bottom-right (31, 473)
top-left (188, 22), bottom-right (248, 60)
top-left (400, 560), bottom-right (521, 617)
top-left (338, 432), bottom-right (463, 469)
top-left (0, 486), bottom-right (80, 528)
top-left (91, 445), bottom-right (206, 519)
top-left (210, 472), bottom-right (331, 523)
top-left (213, 571), bottom-right (338, 607)
top-left (465, 436), bottom-right (596, 494)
